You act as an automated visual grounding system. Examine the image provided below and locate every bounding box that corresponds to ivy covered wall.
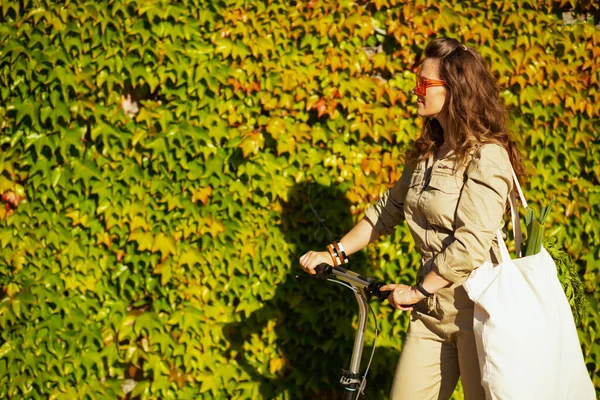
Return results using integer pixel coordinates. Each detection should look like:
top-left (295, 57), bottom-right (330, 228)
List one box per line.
top-left (0, 0), bottom-right (598, 398)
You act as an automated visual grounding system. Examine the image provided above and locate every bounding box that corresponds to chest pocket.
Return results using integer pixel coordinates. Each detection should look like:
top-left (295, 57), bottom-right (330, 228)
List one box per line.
top-left (422, 165), bottom-right (466, 228)
top-left (427, 168), bottom-right (464, 193)
top-left (409, 168), bottom-right (426, 189)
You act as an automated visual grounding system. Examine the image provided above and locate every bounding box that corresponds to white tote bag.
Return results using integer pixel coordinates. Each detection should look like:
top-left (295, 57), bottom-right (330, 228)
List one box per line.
top-left (463, 166), bottom-right (595, 400)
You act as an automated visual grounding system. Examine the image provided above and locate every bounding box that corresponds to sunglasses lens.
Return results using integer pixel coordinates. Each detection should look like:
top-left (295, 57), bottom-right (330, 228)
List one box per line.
top-left (415, 76), bottom-right (424, 96)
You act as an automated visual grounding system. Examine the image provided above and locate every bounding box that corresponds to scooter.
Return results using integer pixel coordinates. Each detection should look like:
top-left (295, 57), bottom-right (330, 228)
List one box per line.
top-left (296, 263), bottom-right (394, 400)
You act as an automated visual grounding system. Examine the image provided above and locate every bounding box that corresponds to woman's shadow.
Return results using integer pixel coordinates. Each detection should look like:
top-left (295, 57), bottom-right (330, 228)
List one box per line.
top-left (223, 182), bottom-right (400, 399)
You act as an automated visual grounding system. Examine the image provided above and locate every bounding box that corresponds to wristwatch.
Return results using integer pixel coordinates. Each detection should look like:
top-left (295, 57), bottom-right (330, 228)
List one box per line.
top-left (416, 281), bottom-right (434, 297)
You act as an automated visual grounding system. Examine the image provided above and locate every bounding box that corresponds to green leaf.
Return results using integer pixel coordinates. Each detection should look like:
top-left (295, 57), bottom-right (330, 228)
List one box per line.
top-left (130, 381), bottom-right (150, 398)
top-left (13, 102), bottom-right (35, 126)
top-left (51, 166), bottom-right (62, 188)
top-left (0, 342), bottom-right (12, 358)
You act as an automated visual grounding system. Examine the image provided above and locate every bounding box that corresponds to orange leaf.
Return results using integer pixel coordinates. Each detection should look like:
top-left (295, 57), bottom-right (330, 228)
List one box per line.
top-left (312, 98), bottom-right (328, 118)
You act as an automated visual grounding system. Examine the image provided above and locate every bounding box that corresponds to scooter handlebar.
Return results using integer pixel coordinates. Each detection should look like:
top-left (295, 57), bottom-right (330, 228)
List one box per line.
top-left (312, 263), bottom-right (393, 301)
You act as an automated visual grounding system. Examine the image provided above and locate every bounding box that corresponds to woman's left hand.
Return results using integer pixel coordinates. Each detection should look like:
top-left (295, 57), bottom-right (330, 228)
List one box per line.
top-left (380, 284), bottom-right (426, 311)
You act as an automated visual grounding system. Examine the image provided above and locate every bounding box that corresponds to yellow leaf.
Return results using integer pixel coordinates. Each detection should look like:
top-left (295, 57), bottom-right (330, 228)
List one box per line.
top-left (128, 230), bottom-right (154, 252)
top-left (165, 194), bottom-right (183, 211)
top-left (0, 176), bottom-right (16, 193)
top-left (152, 233), bottom-right (177, 261)
top-left (66, 210), bottom-right (89, 227)
top-left (129, 216), bottom-right (149, 232)
top-left (6, 283), bottom-right (19, 298)
top-left (199, 374), bottom-right (216, 394)
top-left (266, 117), bottom-right (285, 140)
top-left (277, 137), bottom-right (296, 156)
top-left (240, 241), bottom-right (256, 259)
top-left (82, 275), bottom-right (96, 292)
top-left (329, 55), bottom-right (342, 71)
top-left (154, 259), bottom-right (172, 286)
top-left (179, 249), bottom-right (203, 268)
top-left (361, 158), bottom-right (381, 176)
top-left (191, 187), bottom-right (212, 205)
top-left (372, 52), bottom-right (387, 70)
top-left (269, 357), bottom-right (286, 375)
top-left (198, 216), bottom-right (225, 239)
top-left (63, 273), bottom-right (78, 291)
top-left (96, 232), bottom-right (113, 248)
top-left (238, 132), bottom-right (264, 158)
top-left (131, 128), bottom-right (147, 146)
top-left (215, 39), bottom-right (233, 58)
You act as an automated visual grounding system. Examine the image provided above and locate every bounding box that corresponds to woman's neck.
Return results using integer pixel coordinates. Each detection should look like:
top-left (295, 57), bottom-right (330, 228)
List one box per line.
top-left (435, 142), bottom-right (451, 160)
top-left (435, 115), bottom-right (449, 143)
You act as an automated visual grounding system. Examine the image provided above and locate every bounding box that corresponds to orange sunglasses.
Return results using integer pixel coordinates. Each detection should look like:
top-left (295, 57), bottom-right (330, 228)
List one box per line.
top-left (414, 75), bottom-right (446, 96)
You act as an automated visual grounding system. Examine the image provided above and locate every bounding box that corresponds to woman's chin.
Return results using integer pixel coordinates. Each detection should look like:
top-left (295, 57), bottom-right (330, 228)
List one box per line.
top-left (417, 107), bottom-right (439, 118)
top-left (417, 107), bottom-right (429, 117)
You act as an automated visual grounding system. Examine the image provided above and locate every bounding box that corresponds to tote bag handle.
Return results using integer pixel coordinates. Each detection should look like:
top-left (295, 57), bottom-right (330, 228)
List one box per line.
top-left (496, 164), bottom-right (528, 262)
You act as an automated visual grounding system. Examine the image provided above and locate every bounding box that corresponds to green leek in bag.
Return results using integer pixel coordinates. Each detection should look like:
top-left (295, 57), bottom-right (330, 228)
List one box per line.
top-left (524, 197), bottom-right (554, 256)
top-left (522, 196), bottom-right (588, 327)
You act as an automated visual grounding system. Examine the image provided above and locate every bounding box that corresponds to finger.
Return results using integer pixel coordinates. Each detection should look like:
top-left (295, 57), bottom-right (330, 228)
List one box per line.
top-left (387, 292), bottom-right (396, 307)
top-left (307, 256), bottom-right (318, 275)
top-left (392, 292), bottom-right (402, 308)
top-left (303, 251), bottom-right (316, 267)
top-left (299, 252), bottom-right (310, 267)
top-left (309, 257), bottom-right (321, 274)
top-left (380, 284), bottom-right (398, 291)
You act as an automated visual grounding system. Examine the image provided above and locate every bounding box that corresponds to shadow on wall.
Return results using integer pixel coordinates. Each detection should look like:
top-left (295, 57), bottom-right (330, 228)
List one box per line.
top-left (223, 182), bottom-right (401, 399)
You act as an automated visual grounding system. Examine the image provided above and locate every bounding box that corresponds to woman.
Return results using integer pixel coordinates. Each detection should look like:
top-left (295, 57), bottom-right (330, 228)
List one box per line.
top-left (299, 37), bottom-right (526, 399)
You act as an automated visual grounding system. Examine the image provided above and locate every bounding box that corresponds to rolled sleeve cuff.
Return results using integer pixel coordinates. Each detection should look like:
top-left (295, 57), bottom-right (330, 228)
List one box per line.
top-left (363, 205), bottom-right (395, 236)
top-left (434, 252), bottom-right (472, 285)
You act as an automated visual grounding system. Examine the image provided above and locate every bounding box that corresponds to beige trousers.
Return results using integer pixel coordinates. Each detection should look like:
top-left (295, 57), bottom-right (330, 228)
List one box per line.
top-left (390, 284), bottom-right (486, 400)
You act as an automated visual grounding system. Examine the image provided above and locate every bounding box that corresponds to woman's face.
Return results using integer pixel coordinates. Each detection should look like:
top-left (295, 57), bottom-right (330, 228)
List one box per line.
top-left (415, 58), bottom-right (447, 118)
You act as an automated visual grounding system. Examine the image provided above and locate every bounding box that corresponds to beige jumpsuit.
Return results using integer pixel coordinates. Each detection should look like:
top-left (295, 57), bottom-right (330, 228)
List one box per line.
top-left (364, 143), bottom-right (514, 400)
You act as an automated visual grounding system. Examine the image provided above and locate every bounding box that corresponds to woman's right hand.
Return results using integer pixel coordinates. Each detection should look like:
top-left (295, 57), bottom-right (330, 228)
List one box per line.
top-left (299, 251), bottom-right (333, 275)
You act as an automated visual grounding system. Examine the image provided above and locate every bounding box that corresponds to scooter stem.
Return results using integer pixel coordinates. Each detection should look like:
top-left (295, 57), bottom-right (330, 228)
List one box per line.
top-left (349, 287), bottom-right (369, 373)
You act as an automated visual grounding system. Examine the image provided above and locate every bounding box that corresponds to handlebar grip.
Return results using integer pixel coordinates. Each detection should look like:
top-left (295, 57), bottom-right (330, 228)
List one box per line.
top-left (314, 263), bottom-right (332, 280)
top-left (372, 285), bottom-right (416, 307)
top-left (372, 284), bottom-right (417, 307)
top-left (368, 281), bottom-right (393, 301)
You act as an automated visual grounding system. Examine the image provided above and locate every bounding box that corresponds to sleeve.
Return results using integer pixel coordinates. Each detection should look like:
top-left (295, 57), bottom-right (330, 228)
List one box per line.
top-left (432, 144), bottom-right (514, 284)
top-left (363, 164), bottom-right (413, 236)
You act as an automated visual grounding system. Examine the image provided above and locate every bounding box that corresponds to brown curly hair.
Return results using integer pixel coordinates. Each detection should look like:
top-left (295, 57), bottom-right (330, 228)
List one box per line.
top-left (405, 37), bottom-right (526, 184)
